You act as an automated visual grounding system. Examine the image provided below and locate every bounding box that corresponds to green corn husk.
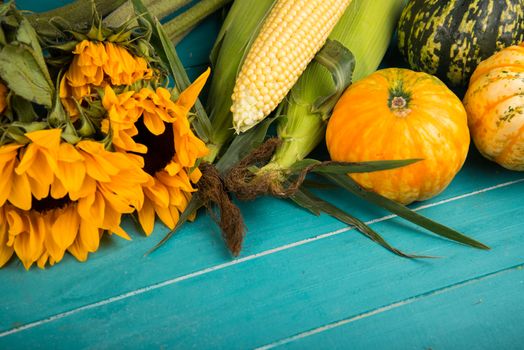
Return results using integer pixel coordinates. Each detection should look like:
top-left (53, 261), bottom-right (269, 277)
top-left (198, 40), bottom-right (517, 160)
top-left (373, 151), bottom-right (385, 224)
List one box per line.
top-left (204, 0), bottom-right (275, 162)
top-left (265, 0), bottom-right (407, 173)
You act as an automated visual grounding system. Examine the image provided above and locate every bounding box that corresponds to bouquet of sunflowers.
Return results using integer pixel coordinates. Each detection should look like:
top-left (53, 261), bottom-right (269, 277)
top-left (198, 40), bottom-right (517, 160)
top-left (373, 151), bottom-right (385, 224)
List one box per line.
top-left (0, 1), bottom-right (212, 269)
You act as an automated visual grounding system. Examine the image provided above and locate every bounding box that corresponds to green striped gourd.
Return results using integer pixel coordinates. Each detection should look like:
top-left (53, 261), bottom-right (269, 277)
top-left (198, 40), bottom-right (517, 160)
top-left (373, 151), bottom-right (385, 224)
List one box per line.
top-left (397, 0), bottom-right (524, 87)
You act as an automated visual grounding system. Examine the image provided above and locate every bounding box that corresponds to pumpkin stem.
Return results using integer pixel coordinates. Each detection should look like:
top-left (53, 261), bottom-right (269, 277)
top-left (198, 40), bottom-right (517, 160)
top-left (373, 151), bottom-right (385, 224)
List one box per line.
top-left (391, 96), bottom-right (407, 109)
top-left (388, 93), bottom-right (411, 118)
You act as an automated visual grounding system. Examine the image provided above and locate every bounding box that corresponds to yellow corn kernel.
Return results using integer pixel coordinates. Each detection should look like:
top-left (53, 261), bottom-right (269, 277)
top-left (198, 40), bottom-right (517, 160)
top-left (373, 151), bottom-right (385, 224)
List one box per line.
top-left (230, 0), bottom-right (352, 133)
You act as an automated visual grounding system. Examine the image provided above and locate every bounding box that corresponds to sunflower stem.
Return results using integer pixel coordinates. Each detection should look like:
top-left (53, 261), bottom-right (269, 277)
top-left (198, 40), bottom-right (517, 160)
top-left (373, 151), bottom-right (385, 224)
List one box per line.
top-left (104, 0), bottom-right (193, 28)
top-left (164, 0), bottom-right (233, 45)
top-left (28, 0), bottom-right (127, 38)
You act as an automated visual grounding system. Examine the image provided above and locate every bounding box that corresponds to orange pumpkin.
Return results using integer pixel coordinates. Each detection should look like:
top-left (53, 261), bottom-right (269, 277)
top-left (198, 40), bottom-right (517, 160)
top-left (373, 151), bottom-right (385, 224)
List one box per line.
top-left (463, 43), bottom-right (524, 171)
top-left (326, 68), bottom-right (470, 205)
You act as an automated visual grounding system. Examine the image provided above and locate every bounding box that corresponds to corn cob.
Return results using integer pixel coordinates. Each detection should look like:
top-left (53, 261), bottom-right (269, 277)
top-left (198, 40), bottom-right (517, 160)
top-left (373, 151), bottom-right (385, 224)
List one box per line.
top-left (230, 0), bottom-right (352, 133)
top-left (266, 0), bottom-right (407, 171)
top-left (205, 0), bottom-right (275, 161)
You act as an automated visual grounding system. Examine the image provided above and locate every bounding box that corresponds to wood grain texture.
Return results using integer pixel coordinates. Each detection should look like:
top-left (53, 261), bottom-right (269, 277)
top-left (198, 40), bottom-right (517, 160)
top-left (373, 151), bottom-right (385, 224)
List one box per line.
top-left (0, 177), bottom-right (523, 349)
top-left (2, 2), bottom-right (524, 349)
top-left (276, 265), bottom-right (524, 350)
top-left (0, 147), bottom-right (522, 332)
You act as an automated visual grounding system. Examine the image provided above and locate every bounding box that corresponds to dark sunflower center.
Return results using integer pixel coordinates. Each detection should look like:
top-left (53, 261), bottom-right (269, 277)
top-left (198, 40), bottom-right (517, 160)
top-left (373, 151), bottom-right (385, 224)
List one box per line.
top-left (32, 196), bottom-right (71, 213)
top-left (132, 118), bottom-right (175, 175)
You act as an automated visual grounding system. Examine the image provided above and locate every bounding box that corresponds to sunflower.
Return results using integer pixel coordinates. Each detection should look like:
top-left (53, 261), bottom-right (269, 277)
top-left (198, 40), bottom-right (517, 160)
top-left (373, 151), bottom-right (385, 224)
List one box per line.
top-left (60, 40), bottom-right (153, 118)
top-left (102, 69), bottom-right (210, 235)
top-left (0, 128), bottom-right (149, 269)
top-left (0, 82), bottom-right (7, 114)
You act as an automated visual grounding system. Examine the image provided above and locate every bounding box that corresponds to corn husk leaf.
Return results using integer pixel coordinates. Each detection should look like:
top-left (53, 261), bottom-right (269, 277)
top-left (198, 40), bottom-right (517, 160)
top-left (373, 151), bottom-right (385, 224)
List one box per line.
top-left (310, 39), bottom-right (355, 119)
top-left (291, 188), bottom-right (434, 258)
top-left (323, 173), bottom-right (490, 250)
top-left (289, 158), bottom-right (422, 175)
top-left (215, 114), bottom-right (279, 175)
top-left (205, 0), bottom-right (275, 161)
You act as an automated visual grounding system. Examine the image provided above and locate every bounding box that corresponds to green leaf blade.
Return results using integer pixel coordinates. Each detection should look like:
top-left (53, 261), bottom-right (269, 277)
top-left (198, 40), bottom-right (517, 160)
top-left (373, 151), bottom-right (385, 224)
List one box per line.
top-left (323, 173), bottom-right (490, 250)
top-left (291, 189), bottom-right (432, 258)
top-left (312, 159), bottom-right (422, 175)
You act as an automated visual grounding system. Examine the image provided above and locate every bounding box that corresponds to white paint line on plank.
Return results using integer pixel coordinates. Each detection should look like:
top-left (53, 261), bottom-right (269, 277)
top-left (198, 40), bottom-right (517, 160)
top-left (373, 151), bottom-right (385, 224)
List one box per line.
top-left (1, 178), bottom-right (523, 338)
top-left (255, 263), bottom-right (524, 350)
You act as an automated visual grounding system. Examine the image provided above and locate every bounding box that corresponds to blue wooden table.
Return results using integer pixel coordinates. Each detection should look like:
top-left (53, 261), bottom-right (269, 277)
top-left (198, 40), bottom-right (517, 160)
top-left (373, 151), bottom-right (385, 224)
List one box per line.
top-left (2, 2), bottom-right (524, 349)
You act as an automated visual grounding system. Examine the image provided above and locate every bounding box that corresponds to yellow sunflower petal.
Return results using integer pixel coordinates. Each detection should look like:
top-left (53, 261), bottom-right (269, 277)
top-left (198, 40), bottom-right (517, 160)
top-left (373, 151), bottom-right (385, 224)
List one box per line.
top-left (70, 175), bottom-right (97, 201)
top-left (28, 173), bottom-right (51, 200)
top-left (59, 142), bottom-right (84, 162)
top-left (6, 208), bottom-right (24, 237)
top-left (25, 152), bottom-right (55, 189)
top-left (154, 205), bottom-right (176, 230)
top-left (51, 205), bottom-right (80, 249)
top-left (0, 210), bottom-right (14, 267)
top-left (143, 110), bottom-right (166, 135)
top-left (163, 162), bottom-right (181, 176)
top-left (102, 85), bottom-right (119, 110)
top-left (176, 68), bottom-right (210, 113)
top-left (144, 179), bottom-right (170, 208)
top-left (68, 238), bottom-right (89, 262)
top-left (66, 56), bottom-right (89, 87)
top-left (77, 146), bottom-right (115, 182)
top-left (55, 144), bottom-right (86, 194)
top-left (102, 206), bottom-right (131, 240)
top-left (169, 205), bottom-right (180, 226)
top-left (50, 175), bottom-right (68, 199)
top-left (43, 212), bottom-right (65, 263)
top-left (78, 192), bottom-right (105, 225)
top-left (37, 251), bottom-right (49, 269)
top-left (9, 171), bottom-right (32, 210)
top-left (168, 187), bottom-right (184, 207)
top-left (138, 199), bottom-right (156, 236)
top-left (13, 214), bottom-right (45, 270)
top-left (0, 158), bottom-right (15, 206)
top-left (59, 76), bottom-right (70, 99)
top-left (14, 144), bottom-right (37, 175)
top-left (87, 41), bottom-right (109, 66)
top-left (189, 167), bottom-right (203, 183)
top-left (72, 40), bottom-right (90, 54)
top-left (79, 219), bottom-right (100, 252)
top-left (17, 129), bottom-right (61, 174)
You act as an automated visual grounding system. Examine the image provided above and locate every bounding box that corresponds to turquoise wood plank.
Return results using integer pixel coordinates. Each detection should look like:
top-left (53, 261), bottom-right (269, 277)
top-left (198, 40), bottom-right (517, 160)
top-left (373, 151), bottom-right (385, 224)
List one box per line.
top-left (0, 181), bottom-right (522, 349)
top-left (15, 0), bottom-right (71, 11)
top-left (0, 151), bottom-right (522, 333)
top-left (277, 265), bottom-right (524, 350)
top-left (0, 150), bottom-right (522, 332)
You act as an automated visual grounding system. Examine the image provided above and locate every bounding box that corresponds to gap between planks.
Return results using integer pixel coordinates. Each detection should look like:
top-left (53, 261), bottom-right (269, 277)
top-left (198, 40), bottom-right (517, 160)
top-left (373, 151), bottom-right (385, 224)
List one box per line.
top-left (255, 262), bottom-right (524, 350)
top-left (0, 178), bottom-right (523, 338)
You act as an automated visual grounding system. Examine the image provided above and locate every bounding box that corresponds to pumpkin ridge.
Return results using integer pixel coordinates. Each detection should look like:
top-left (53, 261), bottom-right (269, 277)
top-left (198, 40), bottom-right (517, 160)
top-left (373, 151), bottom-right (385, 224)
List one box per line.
top-left (469, 64), bottom-right (524, 85)
top-left (470, 92), bottom-right (524, 125)
top-left (494, 121), bottom-right (524, 165)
